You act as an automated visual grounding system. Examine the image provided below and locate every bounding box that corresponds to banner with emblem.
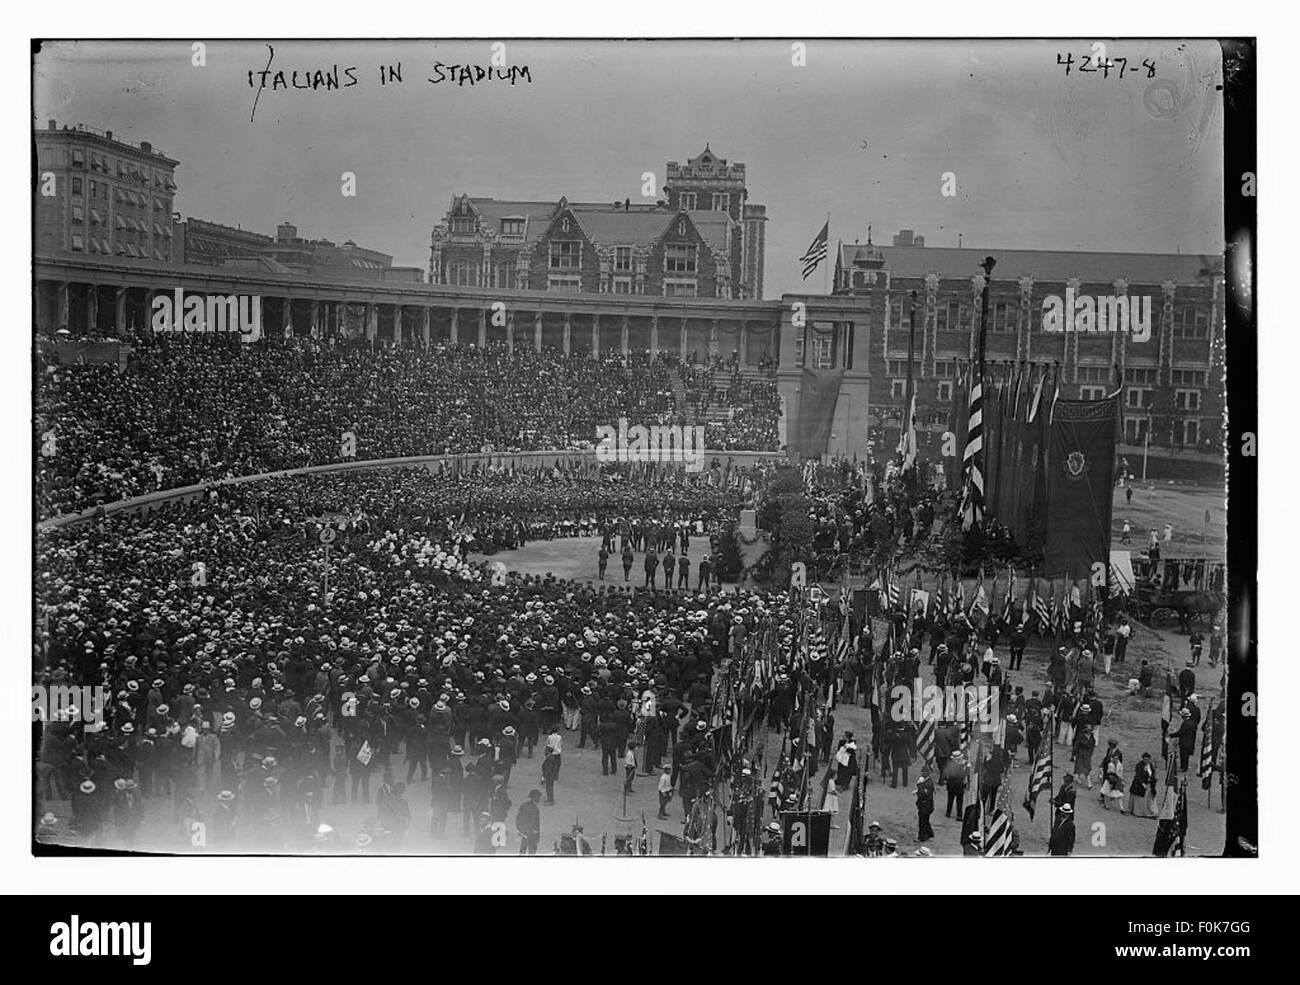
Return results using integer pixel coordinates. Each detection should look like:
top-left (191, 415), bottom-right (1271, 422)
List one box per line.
top-left (1043, 396), bottom-right (1119, 580)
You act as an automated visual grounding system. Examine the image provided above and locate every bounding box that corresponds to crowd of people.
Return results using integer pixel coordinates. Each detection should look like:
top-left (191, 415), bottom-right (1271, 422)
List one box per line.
top-left (33, 465), bottom-right (770, 851)
top-left (36, 336), bottom-right (784, 519)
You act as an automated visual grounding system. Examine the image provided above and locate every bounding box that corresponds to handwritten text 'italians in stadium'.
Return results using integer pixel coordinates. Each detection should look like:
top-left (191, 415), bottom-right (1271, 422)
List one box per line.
top-left (246, 61), bottom-right (532, 93)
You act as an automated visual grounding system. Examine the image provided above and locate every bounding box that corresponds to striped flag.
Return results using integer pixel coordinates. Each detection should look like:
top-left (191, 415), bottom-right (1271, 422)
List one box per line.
top-left (799, 220), bottom-right (829, 279)
top-left (1023, 712), bottom-right (1053, 821)
top-left (970, 574), bottom-right (989, 616)
top-left (917, 717), bottom-right (937, 765)
top-left (1001, 567), bottom-right (1016, 623)
top-left (958, 367), bottom-right (985, 530)
top-left (886, 565), bottom-right (900, 611)
top-left (949, 576), bottom-right (964, 617)
top-left (984, 773), bottom-right (1015, 856)
top-left (1033, 585), bottom-right (1050, 634)
top-left (1198, 703), bottom-right (1218, 789)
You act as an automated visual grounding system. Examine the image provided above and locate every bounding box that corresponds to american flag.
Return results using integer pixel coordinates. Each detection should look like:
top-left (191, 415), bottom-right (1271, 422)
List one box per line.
top-left (1199, 704), bottom-right (1218, 789)
top-left (1001, 567), bottom-right (1016, 623)
top-left (948, 575), bottom-right (963, 617)
top-left (886, 565), bottom-right (900, 610)
top-left (984, 771), bottom-right (1015, 856)
top-left (1023, 712), bottom-right (1053, 821)
top-left (799, 220), bottom-right (829, 279)
top-left (969, 573), bottom-right (989, 616)
top-left (1033, 585), bottom-right (1050, 634)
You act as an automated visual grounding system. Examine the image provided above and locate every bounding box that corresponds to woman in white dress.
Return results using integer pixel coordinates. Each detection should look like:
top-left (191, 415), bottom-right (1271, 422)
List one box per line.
top-left (822, 779), bottom-right (840, 816)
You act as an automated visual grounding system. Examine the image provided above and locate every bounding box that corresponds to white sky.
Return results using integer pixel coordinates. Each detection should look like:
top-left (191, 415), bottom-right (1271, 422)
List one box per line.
top-left (34, 39), bottom-right (1225, 296)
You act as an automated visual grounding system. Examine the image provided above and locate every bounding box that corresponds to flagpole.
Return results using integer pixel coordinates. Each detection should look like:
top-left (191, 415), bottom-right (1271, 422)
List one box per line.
top-left (823, 213), bottom-right (831, 295)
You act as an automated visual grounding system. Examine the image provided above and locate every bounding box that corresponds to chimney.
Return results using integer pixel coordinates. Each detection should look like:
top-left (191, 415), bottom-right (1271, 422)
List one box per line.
top-left (47, 119), bottom-right (56, 131)
top-left (140, 141), bottom-right (151, 153)
top-left (105, 130), bottom-right (112, 141)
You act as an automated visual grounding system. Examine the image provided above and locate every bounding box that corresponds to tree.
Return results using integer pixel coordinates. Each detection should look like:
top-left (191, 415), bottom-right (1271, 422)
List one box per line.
top-left (715, 522), bottom-right (745, 583)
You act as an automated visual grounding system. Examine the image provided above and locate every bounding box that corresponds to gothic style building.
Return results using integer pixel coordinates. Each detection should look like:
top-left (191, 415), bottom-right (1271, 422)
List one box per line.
top-left (428, 146), bottom-right (767, 299)
top-left (832, 229), bottom-right (1225, 458)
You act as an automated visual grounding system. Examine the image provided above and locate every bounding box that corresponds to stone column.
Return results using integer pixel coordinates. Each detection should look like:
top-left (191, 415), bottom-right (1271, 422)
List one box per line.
top-left (85, 285), bottom-right (99, 336)
top-left (679, 317), bottom-right (688, 363)
top-left (1017, 276), bottom-right (1034, 363)
top-left (591, 314), bottom-right (600, 358)
top-left (505, 310), bottom-right (514, 355)
top-left (709, 318), bottom-right (719, 360)
top-left (365, 303), bottom-right (378, 343)
top-left (738, 320), bottom-right (748, 366)
top-left (310, 299), bottom-right (320, 339)
top-left (1110, 278), bottom-right (1129, 371)
top-left (649, 316), bottom-right (659, 358)
top-left (1065, 277), bottom-right (1081, 381)
top-left (621, 315), bottom-right (630, 358)
top-left (393, 305), bottom-right (403, 346)
top-left (55, 282), bottom-right (70, 335)
top-left (562, 311), bottom-right (572, 355)
top-left (477, 308), bottom-right (487, 348)
top-left (421, 307), bottom-right (431, 349)
top-left (114, 287), bottom-right (127, 337)
top-left (449, 308), bottom-right (459, 345)
top-left (282, 298), bottom-right (294, 339)
top-left (534, 312), bottom-right (543, 352)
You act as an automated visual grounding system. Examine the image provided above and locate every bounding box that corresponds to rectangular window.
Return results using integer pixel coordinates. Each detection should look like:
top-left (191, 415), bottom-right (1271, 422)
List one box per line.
top-left (494, 263), bottom-right (516, 289)
top-left (811, 335), bottom-right (834, 369)
top-left (1080, 385), bottom-right (1107, 401)
top-left (547, 275), bottom-right (581, 293)
top-left (1183, 419), bottom-right (1200, 445)
top-left (679, 192), bottom-right (697, 210)
top-left (940, 300), bottom-right (961, 332)
top-left (794, 335), bottom-right (805, 367)
top-left (934, 361), bottom-right (953, 378)
top-left (451, 216), bottom-right (476, 235)
top-left (549, 241), bottom-right (581, 269)
top-left (665, 244), bottom-right (697, 274)
top-left (448, 262), bottom-right (476, 287)
top-left (612, 278), bottom-right (632, 295)
top-left (71, 205), bottom-right (84, 223)
top-left (500, 218), bottom-right (525, 237)
top-left (1126, 387), bottom-right (1153, 409)
top-left (937, 380), bottom-right (953, 402)
top-left (1125, 417), bottom-right (1149, 443)
top-left (1175, 389), bottom-right (1201, 412)
top-left (992, 300), bottom-right (1012, 332)
top-left (71, 149), bottom-right (85, 167)
top-left (711, 193), bottom-right (730, 212)
top-left (70, 233), bottom-right (84, 251)
top-left (890, 379), bottom-right (906, 400)
top-left (1194, 309), bottom-right (1210, 338)
top-left (664, 279), bottom-right (697, 297)
top-left (614, 246), bottom-right (633, 272)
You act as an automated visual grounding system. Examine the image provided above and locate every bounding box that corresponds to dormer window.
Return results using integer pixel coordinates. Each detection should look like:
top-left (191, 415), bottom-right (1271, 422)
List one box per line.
top-left (451, 216), bottom-right (476, 234)
top-left (501, 217), bottom-right (525, 237)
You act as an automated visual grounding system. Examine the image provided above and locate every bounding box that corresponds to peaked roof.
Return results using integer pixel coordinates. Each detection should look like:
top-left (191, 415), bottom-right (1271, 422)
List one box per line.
top-left (455, 197), bottom-right (734, 253)
top-left (839, 241), bottom-right (1221, 286)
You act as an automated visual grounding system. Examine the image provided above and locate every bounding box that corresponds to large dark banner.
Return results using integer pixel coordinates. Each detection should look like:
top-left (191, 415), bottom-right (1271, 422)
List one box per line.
top-left (1043, 397), bottom-right (1119, 580)
top-left (795, 368), bottom-right (844, 458)
top-left (780, 810), bottom-right (832, 856)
